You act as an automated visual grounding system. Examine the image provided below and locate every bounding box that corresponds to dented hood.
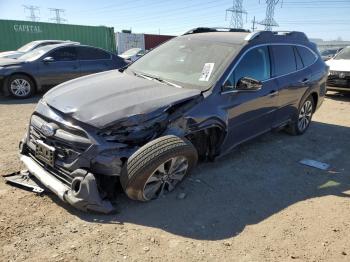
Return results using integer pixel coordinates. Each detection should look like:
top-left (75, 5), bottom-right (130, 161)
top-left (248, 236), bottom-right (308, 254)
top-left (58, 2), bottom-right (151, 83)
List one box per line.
top-left (43, 70), bottom-right (200, 128)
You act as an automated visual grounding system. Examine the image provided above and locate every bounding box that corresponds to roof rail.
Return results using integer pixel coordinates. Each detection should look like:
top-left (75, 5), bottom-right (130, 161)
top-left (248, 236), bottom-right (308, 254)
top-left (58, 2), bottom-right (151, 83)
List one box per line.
top-left (245, 31), bottom-right (309, 42)
top-left (183, 27), bottom-right (250, 35)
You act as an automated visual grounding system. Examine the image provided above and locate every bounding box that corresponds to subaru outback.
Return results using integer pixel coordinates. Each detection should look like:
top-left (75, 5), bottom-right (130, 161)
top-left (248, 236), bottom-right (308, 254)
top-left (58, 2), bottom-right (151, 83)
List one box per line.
top-left (18, 28), bottom-right (328, 213)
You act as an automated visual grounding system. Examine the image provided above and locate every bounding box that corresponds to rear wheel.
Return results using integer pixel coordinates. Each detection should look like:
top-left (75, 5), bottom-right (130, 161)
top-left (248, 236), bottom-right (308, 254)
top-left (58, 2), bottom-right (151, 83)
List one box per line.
top-left (286, 96), bottom-right (314, 135)
top-left (7, 74), bottom-right (35, 99)
top-left (120, 135), bottom-right (198, 201)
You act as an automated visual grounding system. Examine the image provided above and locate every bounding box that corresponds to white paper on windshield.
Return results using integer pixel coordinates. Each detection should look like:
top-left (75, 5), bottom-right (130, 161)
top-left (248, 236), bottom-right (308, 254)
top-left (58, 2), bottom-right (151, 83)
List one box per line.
top-left (199, 63), bottom-right (215, 81)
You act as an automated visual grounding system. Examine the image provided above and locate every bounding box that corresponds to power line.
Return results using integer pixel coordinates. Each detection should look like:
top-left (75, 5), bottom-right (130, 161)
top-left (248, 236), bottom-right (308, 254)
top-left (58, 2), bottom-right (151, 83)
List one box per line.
top-left (251, 16), bottom-right (258, 32)
top-left (225, 0), bottom-right (247, 29)
top-left (23, 5), bottom-right (40, 22)
top-left (258, 0), bottom-right (283, 31)
top-left (49, 8), bottom-right (67, 24)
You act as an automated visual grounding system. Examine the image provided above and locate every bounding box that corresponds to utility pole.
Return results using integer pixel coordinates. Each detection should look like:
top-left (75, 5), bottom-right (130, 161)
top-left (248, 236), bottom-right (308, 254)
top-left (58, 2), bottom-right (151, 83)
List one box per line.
top-left (49, 8), bottom-right (67, 24)
top-left (225, 0), bottom-right (247, 29)
top-left (23, 5), bottom-right (40, 22)
top-left (251, 16), bottom-right (257, 32)
top-left (258, 0), bottom-right (283, 31)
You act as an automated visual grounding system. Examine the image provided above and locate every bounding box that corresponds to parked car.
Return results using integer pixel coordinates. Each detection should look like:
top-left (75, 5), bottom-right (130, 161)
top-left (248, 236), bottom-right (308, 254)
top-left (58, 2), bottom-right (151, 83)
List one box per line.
top-left (0, 40), bottom-right (79, 59)
top-left (18, 28), bottom-right (327, 213)
top-left (320, 48), bottom-right (343, 61)
top-left (0, 43), bottom-right (127, 98)
top-left (326, 46), bottom-right (350, 93)
top-left (119, 48), bottom-right (145, 62)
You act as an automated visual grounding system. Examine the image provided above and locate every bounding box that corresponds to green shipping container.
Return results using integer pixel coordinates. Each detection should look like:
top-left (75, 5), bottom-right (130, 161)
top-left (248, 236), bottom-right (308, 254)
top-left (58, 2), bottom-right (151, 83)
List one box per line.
top-left (0, 19), bottom-right (116, 53)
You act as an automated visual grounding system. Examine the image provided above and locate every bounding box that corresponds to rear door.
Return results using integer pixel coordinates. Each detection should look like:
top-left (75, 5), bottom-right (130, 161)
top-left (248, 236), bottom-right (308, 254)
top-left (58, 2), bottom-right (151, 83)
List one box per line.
top-left (270, 45), bottom-right (313, 126)
top-left (77, 46), bottom-right (114, 76)
top-left (38, 46), bottom-right (80, 87)
top-left (220, 45), bottom-right (279, 151)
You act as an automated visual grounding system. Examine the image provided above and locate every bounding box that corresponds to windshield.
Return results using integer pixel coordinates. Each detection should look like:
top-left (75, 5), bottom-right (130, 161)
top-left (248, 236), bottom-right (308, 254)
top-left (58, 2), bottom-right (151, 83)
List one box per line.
top-left (128, 37), bottom-right (240, 90)
top-left (122, 48), bottom-right (142, 56)
top-left (334, 47), bottom-right (350, 60)
top-left (17, 41), bottom-right (40, 52)
top-left (18, 45), bottom-right (53, 61)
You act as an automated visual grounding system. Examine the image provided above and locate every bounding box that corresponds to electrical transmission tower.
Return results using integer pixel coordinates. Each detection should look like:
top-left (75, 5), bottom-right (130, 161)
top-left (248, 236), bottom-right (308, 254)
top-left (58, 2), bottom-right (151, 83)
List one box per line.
top-left (225, 0), bottom-right (247, 29)
top-left (23, 5), bottom-right (40, 22)
top-left (258, 0), bottom-right (283, 31)
top-left (49, 8), bottom-right (67, 24)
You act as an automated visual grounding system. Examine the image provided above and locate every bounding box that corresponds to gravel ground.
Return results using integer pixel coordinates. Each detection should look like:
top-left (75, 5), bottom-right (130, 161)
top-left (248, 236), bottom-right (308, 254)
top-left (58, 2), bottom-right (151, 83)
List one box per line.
top-left (0, 92), bottom-right (349, 262)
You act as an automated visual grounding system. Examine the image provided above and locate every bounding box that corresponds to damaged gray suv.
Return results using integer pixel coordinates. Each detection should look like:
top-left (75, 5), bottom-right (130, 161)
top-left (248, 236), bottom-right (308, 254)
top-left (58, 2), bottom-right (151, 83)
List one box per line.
top-left (18, 28), bottom-right (328, 213)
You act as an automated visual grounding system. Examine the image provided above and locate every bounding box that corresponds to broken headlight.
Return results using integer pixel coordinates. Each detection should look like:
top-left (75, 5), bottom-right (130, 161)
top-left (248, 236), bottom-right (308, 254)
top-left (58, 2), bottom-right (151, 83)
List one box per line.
top-left (98, 113), bottom-right (168, 145)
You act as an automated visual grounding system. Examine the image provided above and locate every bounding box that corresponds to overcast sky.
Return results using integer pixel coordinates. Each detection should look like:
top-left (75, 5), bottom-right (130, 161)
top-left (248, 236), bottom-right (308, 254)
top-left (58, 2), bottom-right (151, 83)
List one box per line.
top-left (0, 0), bottom-right (349, 40)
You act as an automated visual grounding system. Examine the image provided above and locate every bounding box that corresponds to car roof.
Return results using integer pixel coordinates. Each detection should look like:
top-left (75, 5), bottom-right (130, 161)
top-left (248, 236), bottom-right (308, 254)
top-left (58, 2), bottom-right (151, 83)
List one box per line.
top-left (179, 28), bottom-right (310, 46)
top-left (178, 32), bottom-right (250, 45)
top-left (44, 43), bottom-right (111, 53)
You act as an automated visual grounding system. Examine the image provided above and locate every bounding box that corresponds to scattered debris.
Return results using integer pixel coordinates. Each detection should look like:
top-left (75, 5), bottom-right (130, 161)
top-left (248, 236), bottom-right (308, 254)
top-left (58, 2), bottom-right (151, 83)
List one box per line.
top-left (342, 251), bottom-right (347, 256)
top-left (3, 170), bottom-right (45, 194)
top-left (299, 159), bottom-right (330, 170)
top-left (177, 192), bottom-right (187, 199)
top-left (223, 241), bottom-right (231, 247)
top-left (143, 246), bottom-right (150, 252)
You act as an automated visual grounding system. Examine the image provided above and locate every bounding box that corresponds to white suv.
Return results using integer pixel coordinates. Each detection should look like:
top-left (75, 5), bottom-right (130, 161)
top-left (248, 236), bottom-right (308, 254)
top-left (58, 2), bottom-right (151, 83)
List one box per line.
top-left (326, 46), bottom-right (350, 93)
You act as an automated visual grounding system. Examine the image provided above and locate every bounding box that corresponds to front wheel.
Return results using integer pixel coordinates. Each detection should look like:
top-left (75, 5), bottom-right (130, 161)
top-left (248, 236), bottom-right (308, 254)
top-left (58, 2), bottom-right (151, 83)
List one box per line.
top-left (120, 135), bottom-right (198, 201)
top-left (7, 74), bottom-right (35, 99)
top-left (286, 96), bottom-right (314, 135)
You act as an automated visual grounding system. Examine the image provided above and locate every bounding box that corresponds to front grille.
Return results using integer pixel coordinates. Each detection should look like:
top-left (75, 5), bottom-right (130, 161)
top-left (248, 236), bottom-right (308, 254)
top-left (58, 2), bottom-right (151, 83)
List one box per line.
top-left (327, 72), bottom-right (350, 88)
top-left (27, 114), bottom-right (91, 186)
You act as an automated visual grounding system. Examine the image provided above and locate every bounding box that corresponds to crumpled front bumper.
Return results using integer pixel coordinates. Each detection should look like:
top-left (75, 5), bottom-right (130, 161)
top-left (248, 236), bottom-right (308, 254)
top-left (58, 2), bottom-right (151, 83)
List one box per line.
top-left (20, 154), bottom-right (116, 214)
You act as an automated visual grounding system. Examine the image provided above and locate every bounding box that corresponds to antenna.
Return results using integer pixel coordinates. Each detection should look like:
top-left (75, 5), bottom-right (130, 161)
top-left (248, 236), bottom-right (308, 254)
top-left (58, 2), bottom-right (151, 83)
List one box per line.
top-left (23, 5), bottom-right (40, 22)
top-left (49, 8), bottom-right (67, 24)
top-left (258, 0), bottom-right (283, 31)
top-left (225, 0), bottom-right (247, 29)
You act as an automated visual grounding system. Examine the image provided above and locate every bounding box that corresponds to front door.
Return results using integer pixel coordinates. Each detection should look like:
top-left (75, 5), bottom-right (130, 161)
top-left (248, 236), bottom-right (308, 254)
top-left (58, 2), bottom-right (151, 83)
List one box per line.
top-left (220, 45), bottom-right (279, 152)
top-left (38, 46), bottom-right (80, 87)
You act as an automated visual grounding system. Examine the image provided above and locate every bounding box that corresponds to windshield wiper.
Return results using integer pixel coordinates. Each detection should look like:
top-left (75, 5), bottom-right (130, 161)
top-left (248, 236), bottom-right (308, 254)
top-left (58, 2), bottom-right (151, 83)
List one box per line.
top-left (133, 71), bottom-right (182, 88)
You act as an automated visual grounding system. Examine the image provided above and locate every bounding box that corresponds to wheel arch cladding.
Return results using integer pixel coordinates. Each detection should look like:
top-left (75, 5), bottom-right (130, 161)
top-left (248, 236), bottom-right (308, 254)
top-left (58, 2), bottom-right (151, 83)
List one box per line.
top-left (311, 92), bottom-right (318, 112)
top-left (185, 125), bottom-right (226, 159)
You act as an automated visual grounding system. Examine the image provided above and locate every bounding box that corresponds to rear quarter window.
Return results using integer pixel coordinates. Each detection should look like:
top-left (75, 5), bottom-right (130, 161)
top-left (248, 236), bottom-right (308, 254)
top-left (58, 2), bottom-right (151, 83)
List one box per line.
top-left (296, 46), bottom-right (317, 67)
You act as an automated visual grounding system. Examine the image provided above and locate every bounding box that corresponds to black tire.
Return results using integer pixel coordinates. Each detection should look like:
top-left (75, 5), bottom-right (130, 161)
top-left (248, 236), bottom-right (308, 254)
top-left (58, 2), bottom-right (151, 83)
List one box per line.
top-left (120, 135), bottom-right (198, 201)
top-left (7, 74), bottom-right (35, 99)
top-left (286, 96), bottom-right (314, 136)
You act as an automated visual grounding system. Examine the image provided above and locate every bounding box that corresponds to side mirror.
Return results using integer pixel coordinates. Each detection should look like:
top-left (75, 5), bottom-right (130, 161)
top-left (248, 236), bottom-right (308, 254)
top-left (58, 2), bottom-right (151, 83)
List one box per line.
top-left (236, 77), bottom-right (262, 91)
top-left (43, 56), bottom-right (54, 63)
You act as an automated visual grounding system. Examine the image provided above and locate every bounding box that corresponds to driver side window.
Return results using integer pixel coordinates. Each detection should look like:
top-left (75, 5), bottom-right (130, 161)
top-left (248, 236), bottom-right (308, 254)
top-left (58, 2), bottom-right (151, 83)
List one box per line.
top-left (224, 46), bottom-right (271, 90)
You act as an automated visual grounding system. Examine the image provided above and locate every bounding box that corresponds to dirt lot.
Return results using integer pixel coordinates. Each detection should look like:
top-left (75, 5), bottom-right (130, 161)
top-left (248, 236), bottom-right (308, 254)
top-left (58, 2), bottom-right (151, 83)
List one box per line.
top-left (0, 92), bottom-right (349, 262)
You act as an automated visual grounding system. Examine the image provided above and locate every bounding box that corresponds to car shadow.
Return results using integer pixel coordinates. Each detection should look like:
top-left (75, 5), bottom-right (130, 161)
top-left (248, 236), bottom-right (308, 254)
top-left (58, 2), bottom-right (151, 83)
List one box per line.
top-left (326, 91), bottom-right (350, 102)
top-left (51, 121), bottom-right (350, 240)
top-left (0, 94), bottom-right (42, 105)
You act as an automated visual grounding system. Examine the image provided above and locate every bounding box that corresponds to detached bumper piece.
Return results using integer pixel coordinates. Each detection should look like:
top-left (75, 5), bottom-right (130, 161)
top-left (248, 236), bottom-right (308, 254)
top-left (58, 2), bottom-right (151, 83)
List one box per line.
top-left (18, 154), bottom-right (116, 214)
top-left (3, 170), bottom-right (45, 194)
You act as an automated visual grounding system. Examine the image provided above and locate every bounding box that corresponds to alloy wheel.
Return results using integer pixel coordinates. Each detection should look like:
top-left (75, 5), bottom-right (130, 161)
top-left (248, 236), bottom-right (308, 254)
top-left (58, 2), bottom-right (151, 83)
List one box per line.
top-left (298, 100), bottom-right (313, 132)
top-left (10, 79), bottom-right (31, 97)
top-left (143, 156), bottom-right (189, 200)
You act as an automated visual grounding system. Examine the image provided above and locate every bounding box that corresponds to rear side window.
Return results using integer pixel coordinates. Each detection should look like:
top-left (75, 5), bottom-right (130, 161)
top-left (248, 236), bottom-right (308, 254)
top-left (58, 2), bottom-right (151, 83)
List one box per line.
top-left (225, 46), bottom-right (271, 89)
top-left (77, 47), bottom-right (111, 60)
top-left (271, 45), bottom-right (296, 76)
top-left (50, 47), bottom-right (77, 61)
top-left (296, 46), bottom-right (316, 67)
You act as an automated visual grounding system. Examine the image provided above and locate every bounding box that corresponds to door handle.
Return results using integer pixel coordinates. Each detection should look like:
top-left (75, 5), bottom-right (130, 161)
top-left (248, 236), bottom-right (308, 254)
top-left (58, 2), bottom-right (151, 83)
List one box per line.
top-left (269, 90), bottom-right (279, 96)
top-left (301, 78), bottom-right (309, 84)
